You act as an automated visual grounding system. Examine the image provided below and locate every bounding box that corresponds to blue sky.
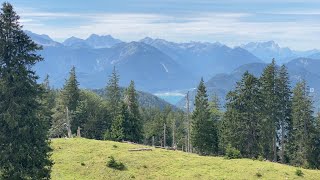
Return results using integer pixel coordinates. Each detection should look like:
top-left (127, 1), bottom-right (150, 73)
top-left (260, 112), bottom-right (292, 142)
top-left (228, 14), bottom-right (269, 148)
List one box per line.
top-left (9, 0), bottom-right (320, 50)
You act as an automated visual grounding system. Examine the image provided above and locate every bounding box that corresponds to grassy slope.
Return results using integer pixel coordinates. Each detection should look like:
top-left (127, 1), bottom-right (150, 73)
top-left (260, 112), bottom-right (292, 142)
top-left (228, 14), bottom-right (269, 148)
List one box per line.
top-left (51, 138), bottom-right (320, 180)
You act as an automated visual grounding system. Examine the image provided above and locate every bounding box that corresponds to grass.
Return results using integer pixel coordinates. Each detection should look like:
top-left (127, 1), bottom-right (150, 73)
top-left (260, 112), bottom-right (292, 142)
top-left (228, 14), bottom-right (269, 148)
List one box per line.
top-left (51, 138), bottom-right (320, 179)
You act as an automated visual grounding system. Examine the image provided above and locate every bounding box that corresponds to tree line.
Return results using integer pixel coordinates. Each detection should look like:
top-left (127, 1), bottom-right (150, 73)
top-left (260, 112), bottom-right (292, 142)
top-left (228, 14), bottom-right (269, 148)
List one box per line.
top-left (191, 59), bottom-right (320, 169)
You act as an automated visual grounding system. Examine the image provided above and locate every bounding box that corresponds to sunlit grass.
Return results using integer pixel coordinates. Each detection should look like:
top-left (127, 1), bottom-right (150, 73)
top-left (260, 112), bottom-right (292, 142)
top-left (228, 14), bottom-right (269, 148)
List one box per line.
top-left (51, 138), bottom-right (320, 179)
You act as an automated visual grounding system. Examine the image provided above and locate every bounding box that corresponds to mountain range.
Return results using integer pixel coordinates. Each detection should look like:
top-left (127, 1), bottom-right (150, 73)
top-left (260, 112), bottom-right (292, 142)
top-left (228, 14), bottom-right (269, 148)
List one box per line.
top-left (241, 41), bottom-right (319, 64)
top-left (177, 58), bottom-right (320, 111)
top-left (26, 30), bottom-right (320, 110)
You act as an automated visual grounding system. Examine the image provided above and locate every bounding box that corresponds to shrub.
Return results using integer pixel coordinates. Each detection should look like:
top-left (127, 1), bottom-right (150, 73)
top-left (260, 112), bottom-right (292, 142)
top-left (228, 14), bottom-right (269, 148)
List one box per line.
top-left (257, 155), bottom-right (264, 161)
top-left (224, 144), bottom-right (241, 159)
top-left (81, 162), bottom-right (86, 166)
top-left (113, 145), bottom-right (118, 148)
top-left (107, 156), bottom-right (126, 170)
top-left (256, 172), bottom-right (262, 178)
top-left (295, 169), bottom-right (304, 177)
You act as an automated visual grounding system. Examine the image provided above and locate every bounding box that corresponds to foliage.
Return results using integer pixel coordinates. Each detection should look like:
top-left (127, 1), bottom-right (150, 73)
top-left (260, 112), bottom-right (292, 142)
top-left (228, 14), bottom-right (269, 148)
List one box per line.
top-left (0, 3), bottom-right (52, 179)
top-left (191, 78), bottom-right (219, 155)
top-left (224, 144), bottom-right (241, 159)
top-left (107, 156), bottom-right (126, 170)
top-left (221, 72), bottom-right (262, 158)
top-left (295, 169), bottom-right (304, 177)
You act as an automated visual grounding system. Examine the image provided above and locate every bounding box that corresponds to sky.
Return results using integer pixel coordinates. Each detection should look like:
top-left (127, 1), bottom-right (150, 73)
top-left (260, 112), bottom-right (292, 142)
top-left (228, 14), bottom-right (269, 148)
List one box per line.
top-left (9, 0), bottom-right (320, 50)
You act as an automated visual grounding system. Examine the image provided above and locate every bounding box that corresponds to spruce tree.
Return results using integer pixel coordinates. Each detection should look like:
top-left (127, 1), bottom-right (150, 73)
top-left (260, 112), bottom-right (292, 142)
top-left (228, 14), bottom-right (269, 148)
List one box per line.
top-left (191, 78), bottom-right (218, 155)
top-left (106, 66), bottom-right (121, 118)
top-left (124, 80), bottom-right (143, 142)
top-left (61, 66), bottom-right (80, 112)
top-left (277, 65), bottom-right (292, 163)
top-left (40, 75), bottom-right (56, 131)
top-left (61, 66), bottom-right (80, 133)
top-left (222, 72), bottom-right (262, 157)
top-left (308, 113), bottom-right (320, 168)
top-left (288, 80), bottom-right (314, 167)
top-left (259, 59), bottom-right (279, 161)
top-left (0, 3), bottom-right (52, 179)
top-left (105, 66), bottom-right (124, 141)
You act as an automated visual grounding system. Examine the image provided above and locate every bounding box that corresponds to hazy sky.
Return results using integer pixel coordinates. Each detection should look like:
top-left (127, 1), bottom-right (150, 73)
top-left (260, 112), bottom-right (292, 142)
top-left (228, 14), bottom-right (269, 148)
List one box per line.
top-left (9, 0), bottom-right (320, 50)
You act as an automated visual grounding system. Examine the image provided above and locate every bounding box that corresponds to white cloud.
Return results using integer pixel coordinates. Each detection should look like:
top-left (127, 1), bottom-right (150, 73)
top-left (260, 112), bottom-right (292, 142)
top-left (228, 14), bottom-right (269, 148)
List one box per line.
top-left (17, 8), bottom-right (320, 50)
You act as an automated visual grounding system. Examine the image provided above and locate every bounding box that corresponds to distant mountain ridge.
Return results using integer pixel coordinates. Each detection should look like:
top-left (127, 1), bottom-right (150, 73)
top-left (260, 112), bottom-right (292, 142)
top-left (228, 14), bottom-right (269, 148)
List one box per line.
top-left (241, 41), bottom-right (320, 64)
top-left (28, 31), bottom-right (263, 93)
top-left (140, 37), bottom-right (262, 78)
top-left (25, 31), bottom-right (320, 108)
top-left (177, 58), bottom-right (320, 111)
top-left (63, 34), bottom-right (123, 48)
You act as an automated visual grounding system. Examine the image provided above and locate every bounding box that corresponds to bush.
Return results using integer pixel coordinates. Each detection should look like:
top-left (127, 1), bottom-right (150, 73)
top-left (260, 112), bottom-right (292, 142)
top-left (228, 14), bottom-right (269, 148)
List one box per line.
top-left (113, 145), bottom-right (118, 148)
top-left (224, 144), bottom-right (241, 159)
top-left (256, 172), bottom-right (262, 178)
top-left (257, 155), bottom-right (264, 161)
top-left (295, 169), bottom-right (304, 177)
top-left (81, 162), bottom-right (86, 166)
top-left (107, 156), bottom-right (126, 170)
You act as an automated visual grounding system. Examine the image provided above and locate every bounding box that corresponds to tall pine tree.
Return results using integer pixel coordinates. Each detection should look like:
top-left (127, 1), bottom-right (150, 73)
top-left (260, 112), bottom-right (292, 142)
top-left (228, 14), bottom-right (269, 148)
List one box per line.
top-left (288, 80), bottom-right (314, 167)
top-left (61, 66), bottom-right (80, 112)
top-left (124, 80), bottom-right (143, 142)
top-left (0, 3), bottom-right (52, 179)
top-left (277, 65), bottom-right (292, 163)
top-left (191, 78), bottom-right (218, 155)
top-left (61, 66), bottom-right (80, 133)
top-left (105, 66), bottom-right (124, 141)
top-left (222, 72), bottom-right (262, 157)
top-left (259, 59), bottom-right (279, 161)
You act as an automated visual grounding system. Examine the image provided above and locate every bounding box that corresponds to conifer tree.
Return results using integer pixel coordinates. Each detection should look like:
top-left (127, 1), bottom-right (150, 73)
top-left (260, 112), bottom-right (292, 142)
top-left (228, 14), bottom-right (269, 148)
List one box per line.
top-left (61, 66), bottom-right (80, 133)
top-left (0, 3), bottom-right (52, 179)
top-left (259, 59), bottom-right (279, 161)
top-left (106, 66), bottom-right (121, 118)
top-left (62, 66), bottom-right (80, 112)
top-left (277, 65), bottom-right (292, 163)
top-left (308, 113), bottom-right (320, 168)
top-left (191, 78), bottom-right (218, 155)
top-left (105, 66), bottom-right (124, 141)
top-left (40, 75), bottom-right (56, 130)
top-left (222, 72), bottom-right (262, 157)
top-left (124, 80), bottom-right (143, 142)
top-left (288, 80), bottom-right (314, 167)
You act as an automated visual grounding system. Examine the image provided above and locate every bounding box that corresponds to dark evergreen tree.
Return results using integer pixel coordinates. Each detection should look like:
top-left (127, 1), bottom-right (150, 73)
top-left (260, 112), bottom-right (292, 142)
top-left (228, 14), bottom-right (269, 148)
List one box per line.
top-left (61, 66), bottom-right (80, 112)
top-left (50, 93), bottom-right (68, 138)
top-left (61, 66), bottom-right (80, 133)
top-left (106, 66), bottom-right (121, 118)
top-left (259, 59), bottom-right (279, 161)
top-left (277, 65), bottom-right (292, 163)
top-left (209, 93), bottom-right (222, 154)
top-left (308, 113), bottom-right (320, 168)
top-left (124, 80), bottom-right (143, 142)
top-left (105, 67), bottom-right (124, 141)
top-left (191, 78), bottom-right (218, 155)
top-left (0, 3), bottom-right (52, 179)
top-left (222, 72), bottom-right (262, 157)
top-left (75, 90), bottom-right (110, 140)
top-left (288, 80), bottom-right (315, 167)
